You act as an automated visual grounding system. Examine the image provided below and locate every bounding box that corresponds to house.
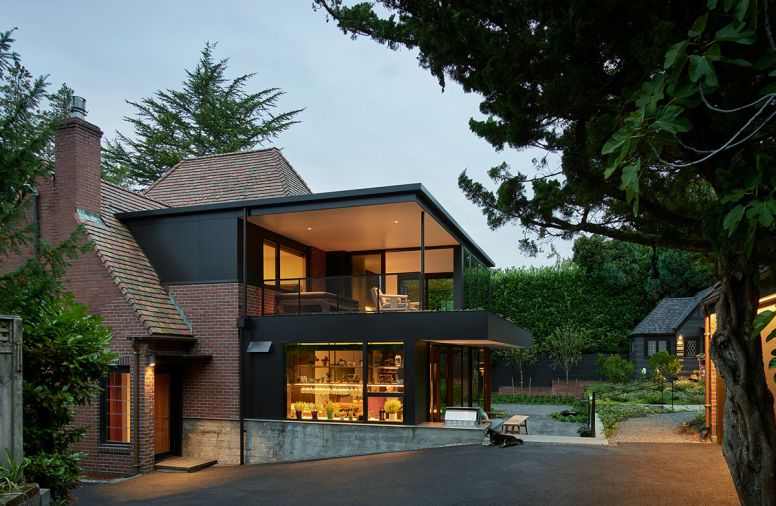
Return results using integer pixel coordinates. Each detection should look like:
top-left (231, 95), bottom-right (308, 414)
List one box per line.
top-left (3, 99), bottom-right (531, 476)
top-left (629, 287), bottom-right (712, 376)
top-left (703, 276), bottom-right (776, 443)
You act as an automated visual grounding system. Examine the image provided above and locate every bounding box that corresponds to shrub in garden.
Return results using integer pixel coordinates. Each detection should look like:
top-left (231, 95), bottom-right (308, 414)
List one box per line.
top-left (648, 350), bottom-right (681, 383)
top-left (596, 354), bottom-right (635, 383)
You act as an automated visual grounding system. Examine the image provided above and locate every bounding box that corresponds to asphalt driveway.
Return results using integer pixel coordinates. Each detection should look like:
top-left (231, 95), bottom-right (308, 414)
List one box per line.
top-left (76, 443), bottom-right (737, 505)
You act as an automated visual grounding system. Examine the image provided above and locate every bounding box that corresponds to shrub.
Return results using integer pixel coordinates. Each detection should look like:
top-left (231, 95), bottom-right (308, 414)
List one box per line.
top-left (491, 394), bottom-right (577, 405)
top-left (596, 354), bottom-right (635, 383)
top-left (648, 351), bottom-right (681, 382)
top-left (680, 412), bottom-right (706, 434)
top-left (596, 404), bottom-right (666, 437)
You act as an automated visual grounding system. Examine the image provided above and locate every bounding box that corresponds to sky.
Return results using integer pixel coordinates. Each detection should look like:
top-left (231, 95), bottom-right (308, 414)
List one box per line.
top-left (5, 0), bottom-right (572, 268)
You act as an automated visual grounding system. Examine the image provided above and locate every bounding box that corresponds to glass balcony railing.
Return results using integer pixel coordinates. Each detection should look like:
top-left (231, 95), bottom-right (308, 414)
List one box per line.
top-left (257, 272), bottom-right (456, 316)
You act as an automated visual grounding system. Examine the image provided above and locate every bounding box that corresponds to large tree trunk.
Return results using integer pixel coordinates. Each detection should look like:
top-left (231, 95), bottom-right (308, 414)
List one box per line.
top-left (710, 256), bottom-right (776, 506)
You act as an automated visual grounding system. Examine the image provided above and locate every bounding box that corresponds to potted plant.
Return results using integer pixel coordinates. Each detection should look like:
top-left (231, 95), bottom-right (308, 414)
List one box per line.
top-left (383, 398), bottom-right (402, 421)
top-left (325, 402), bottom-right (340, 420)
top-left (293, 401), bottom-right (307, 420)
top-left (311, 404), bottom-right (322, 420)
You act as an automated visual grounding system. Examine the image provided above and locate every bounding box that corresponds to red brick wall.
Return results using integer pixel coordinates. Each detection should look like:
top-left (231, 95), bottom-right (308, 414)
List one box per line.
top-left (168, 283), bottom-right (240, 420)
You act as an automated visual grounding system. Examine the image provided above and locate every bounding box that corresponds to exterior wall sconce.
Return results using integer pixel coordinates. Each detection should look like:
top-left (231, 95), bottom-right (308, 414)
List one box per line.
top-left (147, 355), bottom-right (156, 367)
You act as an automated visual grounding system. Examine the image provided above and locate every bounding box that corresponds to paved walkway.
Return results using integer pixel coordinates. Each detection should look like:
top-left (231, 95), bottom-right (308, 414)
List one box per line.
top-left (75, 443), bottom-right (736, 505)
top-left (491, 403), bottom-right (582, 437)
top-left (612, 411), bottom-right (704, 443)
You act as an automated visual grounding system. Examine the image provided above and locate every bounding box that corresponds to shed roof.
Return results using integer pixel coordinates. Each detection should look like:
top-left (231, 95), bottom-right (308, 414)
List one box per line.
top-left (630, 287), bottom-right (713, 336)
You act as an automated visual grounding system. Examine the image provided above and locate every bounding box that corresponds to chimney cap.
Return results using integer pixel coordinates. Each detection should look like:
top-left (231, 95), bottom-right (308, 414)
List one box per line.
top-left (69, 96), bottom-right (87, 119)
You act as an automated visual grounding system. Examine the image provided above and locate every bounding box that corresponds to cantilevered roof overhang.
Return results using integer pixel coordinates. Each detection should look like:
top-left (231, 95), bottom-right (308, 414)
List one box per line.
top-left (117, 184), bottom-right (494, 267)
top-left (247, 310), bottom-right (532, 348)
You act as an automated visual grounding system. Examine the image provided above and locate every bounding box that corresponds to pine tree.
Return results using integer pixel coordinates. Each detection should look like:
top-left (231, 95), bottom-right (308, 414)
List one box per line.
top-left (102, 42), bottom-right (303, 187)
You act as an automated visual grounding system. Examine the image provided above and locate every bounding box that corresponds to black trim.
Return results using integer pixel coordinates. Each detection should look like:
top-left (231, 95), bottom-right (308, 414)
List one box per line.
top-left (99, 366), bottom-right (131, 447)
top-left (116, 184), bottom-right (494, 267)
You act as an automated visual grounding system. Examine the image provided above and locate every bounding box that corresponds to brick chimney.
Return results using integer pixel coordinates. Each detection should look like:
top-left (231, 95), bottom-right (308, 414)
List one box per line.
top-left (43, 96), bottom-right (103, 242)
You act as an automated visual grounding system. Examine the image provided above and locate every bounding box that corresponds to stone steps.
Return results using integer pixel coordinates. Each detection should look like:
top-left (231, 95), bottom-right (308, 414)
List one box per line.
top-left (155, 457), bottom-right (217, 473)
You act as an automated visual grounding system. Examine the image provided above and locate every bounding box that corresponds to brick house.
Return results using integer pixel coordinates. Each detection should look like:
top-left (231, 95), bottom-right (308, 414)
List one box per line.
top-left (4, 101), bottom-right (530, 476)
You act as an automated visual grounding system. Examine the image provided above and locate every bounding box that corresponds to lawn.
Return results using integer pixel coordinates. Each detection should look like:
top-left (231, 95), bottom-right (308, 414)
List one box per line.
top-left (585, 378), bottom-right (705, 405)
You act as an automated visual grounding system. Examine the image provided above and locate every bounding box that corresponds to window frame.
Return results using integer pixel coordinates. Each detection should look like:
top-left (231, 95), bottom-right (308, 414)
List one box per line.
top-left (643, 337), bottom-right (671, 358)
top-left (260, 234), bottom-right (309, 288)
top-left (100, 366), bottom-right (131, 446)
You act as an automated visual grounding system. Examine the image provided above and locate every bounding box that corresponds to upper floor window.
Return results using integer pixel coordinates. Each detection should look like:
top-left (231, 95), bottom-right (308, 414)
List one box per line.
top-left (263, 240), bottom-right (306, 290)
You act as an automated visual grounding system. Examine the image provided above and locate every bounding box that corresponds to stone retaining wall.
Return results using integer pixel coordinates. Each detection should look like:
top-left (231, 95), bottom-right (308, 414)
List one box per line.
top-left (244, 420), bottom-right (483, 464)
top-left (182, 418), bottom-right (240, 464)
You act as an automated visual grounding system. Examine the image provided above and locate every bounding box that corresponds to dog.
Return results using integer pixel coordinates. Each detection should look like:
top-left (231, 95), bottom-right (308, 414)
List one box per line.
top-left (484, 427), bottom-right (524, 448)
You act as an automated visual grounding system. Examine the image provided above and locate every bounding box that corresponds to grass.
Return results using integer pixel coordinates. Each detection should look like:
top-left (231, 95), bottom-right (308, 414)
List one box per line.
top-left (585, 379), bottom-right (705, 406)
top-left (491, 393), bottom-right (577, 405)
top-left (596, 404), bottom-right (668, 437)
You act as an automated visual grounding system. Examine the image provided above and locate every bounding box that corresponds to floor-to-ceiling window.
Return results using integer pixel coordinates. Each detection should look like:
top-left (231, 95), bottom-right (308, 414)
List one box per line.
top-left (429, 345), bottom-right (486, 422)
top-left (285, 342), bottom-right (405, 423)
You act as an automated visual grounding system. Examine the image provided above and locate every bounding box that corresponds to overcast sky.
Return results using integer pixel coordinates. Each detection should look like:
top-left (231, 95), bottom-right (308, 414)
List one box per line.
top-left (6, 0), bottom-right (572, 268)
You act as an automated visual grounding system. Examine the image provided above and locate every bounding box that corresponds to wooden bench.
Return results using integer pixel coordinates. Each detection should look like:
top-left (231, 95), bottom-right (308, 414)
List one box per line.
top-left (502, 415), bottom-right (529, 434)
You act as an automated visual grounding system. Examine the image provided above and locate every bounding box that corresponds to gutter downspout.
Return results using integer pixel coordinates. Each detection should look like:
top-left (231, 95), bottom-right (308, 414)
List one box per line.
top-left (131, 338), bottom-right (141, 474)
top-left (239, 208), bottom-right (247, 465)
top-left (31, 189), bottom-right (39, 257)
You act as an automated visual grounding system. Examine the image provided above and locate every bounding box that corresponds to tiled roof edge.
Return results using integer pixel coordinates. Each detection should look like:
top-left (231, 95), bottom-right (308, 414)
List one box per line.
top-left (167, 291), bottom-right (193, 332)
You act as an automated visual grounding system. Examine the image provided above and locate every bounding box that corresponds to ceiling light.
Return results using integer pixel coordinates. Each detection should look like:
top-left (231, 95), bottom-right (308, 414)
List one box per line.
top-left (394, 220), bottom-right (399, 224)
top-left (307, 227), bottom-right (312, 231)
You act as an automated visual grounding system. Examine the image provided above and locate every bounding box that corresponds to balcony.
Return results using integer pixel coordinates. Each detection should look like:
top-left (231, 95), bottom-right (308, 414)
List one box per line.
top-left (257, 272), bottom-right (461, 316)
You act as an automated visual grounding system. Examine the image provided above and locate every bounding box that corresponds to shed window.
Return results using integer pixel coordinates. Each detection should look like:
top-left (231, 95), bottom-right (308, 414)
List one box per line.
top-left (645, 338), bottom-right (669, 358)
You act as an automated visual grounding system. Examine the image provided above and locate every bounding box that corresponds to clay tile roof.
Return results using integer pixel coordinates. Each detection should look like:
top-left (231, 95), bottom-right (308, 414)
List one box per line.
top-left (143, 148), bottom-right (311, 207)
top-left (77, 182), bottom-right (192, 337)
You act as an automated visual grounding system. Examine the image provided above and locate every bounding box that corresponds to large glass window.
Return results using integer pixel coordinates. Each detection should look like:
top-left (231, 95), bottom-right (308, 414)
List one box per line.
top-left (366, 342), bottom-right (404, 423)
top-left (103, 369), bottom-right (131, 444)
top-left (285, 342), bottom-right (404, 423)
top-left (286, 343), bottom-right (363, 421)
top-left (263, 240), bottom-right (306, 290)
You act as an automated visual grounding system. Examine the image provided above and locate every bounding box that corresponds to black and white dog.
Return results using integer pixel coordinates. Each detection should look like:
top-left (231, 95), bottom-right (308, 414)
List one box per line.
top-left (483, 427), bottom-right (524, 448)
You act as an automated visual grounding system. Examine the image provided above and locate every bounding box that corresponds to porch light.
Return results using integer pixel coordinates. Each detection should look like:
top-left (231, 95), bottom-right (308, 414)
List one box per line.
top-left (147, 355), bottom-right (156, 367)
top-left (306, 227), bottom-right (312, 230)
top-left (394, 220), bottom-right (399, 224)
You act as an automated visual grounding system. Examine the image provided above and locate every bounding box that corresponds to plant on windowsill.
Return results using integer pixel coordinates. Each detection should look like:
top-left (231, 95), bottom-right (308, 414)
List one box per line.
top-left (293, 402), bottom-right (308, 420)
top-left (383, 399), bottom-right (402, 421)
top-left (311, 404), bottom-right (323, 420)
top-left (324, 402), bottom-right (340, 420)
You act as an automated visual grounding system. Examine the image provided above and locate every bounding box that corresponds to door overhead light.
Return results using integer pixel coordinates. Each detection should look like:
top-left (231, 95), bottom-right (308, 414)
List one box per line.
top-left (307, 227), bottom-right (312, 231)
top-left (394, 220), bottom-right (399, 224)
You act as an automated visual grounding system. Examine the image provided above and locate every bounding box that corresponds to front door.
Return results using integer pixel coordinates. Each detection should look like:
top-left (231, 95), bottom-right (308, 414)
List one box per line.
top-left (154, 372), bottom-right (171, 456)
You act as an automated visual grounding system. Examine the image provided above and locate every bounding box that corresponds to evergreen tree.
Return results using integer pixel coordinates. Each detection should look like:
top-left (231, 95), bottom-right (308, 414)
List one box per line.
top-left (102, 42), bottom-right (303, 186)
top-left (314, 1), bottom-right (776, 501)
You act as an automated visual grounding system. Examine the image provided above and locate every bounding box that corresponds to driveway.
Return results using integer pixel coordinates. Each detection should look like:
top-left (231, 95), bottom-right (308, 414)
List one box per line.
top-left (76, 443), bottom-right (737, 505)
top-left (491, 403), bottom-right (582, 436)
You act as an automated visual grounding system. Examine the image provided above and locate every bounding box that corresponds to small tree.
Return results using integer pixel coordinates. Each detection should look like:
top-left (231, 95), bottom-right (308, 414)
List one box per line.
top-left (648, 350), bottom-right (682, 384)
top-left (494, 346), bottom-right (538, 389)
top-left (543, 325), bottom-right (590, 383)
top-left (102, 42), bottom-right (303, 186)
top-left (596, 354), bottom-right (635, 384)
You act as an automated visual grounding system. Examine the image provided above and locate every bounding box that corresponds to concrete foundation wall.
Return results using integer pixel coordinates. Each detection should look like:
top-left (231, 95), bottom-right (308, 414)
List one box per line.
top-left (182, 418), bottom-right (241, 465)
top-left (244, 420), bottom-right (483, 464)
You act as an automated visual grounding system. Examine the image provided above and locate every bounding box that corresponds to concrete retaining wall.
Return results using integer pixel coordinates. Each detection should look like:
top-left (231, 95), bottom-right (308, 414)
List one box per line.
top-left (244, 420), bottom-right (483, 464)
top-left (182, 418), bottom-right (240, 464)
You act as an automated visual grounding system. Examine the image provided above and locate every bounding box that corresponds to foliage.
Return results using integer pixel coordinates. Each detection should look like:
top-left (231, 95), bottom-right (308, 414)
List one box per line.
top-left (573, 235), bottom-right (715, 300)
top-left (19, 296), bottom-right (115, 502)
top-left (324, 402), bottom-right (340, 414)
top-left (543, 324), bottom-right (590, 381)
top-left (25, 452), bottom-right (82, 506)
top-left (493, 346), bottom-right (538, 387)
top-left (491, 394), bottom-right (577, 405)
top-left (293, 402), bottom-right (311, 412)
top-left (550, 398), bottom-right (589, 424)
top-left (0, 450), bottom-right (28, 493)
top-left (680, 412), bottom-right (707, 434)
top-left (102, 42), bottom-right (303, 186)
top-left (596, 404), bottom-right (668, 438)
top-left (489, 264), bottom-right (648, 353)
top-left (383, 398), bottom-right (403, 414)
top-left (648, 351), bottom-right (682, 383)
top-left (596, 354), bottom-right (635, 384)
top-left (586, 379), bottom-right (704, 405)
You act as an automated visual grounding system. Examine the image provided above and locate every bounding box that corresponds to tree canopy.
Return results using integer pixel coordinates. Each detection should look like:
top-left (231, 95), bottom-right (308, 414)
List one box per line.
top-left (314, 1), bottom-right (776, 502)
top-left (102, 42), bottom-right (303, 186)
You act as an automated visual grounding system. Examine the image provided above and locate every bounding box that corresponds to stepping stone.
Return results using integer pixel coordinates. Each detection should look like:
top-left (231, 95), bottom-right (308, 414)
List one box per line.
top-left (155, 457), bottom-right (217, 473)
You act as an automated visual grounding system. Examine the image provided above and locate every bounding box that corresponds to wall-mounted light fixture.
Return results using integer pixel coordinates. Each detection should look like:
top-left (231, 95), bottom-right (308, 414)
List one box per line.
top-left (147, 355), bottom-right (156, 367)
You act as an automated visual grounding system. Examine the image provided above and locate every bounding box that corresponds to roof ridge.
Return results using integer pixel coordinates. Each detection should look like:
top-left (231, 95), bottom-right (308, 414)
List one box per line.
top-left (274, 147), bottom-right (312, 194)
top-left (103, 180), bottom-right (171, 208)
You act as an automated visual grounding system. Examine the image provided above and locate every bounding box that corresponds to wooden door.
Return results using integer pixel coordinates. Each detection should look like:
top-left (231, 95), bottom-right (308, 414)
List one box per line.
top-left (154, 372), bottom-right (171, 455)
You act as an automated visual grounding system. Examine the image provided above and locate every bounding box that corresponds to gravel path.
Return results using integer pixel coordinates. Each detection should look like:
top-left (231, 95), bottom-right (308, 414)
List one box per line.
top-left (612, 410), bottom-right (704, 443)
